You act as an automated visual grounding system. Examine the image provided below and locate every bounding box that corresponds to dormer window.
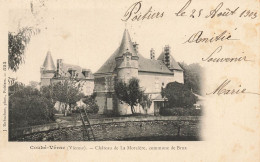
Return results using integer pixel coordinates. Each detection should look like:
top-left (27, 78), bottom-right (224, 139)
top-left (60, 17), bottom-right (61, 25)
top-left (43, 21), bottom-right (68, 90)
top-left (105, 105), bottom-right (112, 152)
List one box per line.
top-left (82, 69), bottom-right (90, 78)
top-left (68, 68), bottom-right (76, 78)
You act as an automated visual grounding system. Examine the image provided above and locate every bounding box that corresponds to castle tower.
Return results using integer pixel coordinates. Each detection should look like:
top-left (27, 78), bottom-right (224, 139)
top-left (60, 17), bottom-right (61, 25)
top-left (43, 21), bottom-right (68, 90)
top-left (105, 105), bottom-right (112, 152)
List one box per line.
top-left (40, 51), bottom-right (56, 86)
top-left (115, 29), bottom-right (139, 82)
top-left (115, 29), bottom-right (139, 115)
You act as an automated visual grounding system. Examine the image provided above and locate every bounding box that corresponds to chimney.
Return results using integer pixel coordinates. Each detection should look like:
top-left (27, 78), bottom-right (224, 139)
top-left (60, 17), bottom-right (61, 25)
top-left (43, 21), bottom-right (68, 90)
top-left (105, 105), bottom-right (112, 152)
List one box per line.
top-left (150, 48), bottom-right (155, 60)
top-left (164, 45), bottom-right (170, 68)
top-left (57, 59), bottom-right (63, 77)
top-left (133, 42), bottom-right (139, 53)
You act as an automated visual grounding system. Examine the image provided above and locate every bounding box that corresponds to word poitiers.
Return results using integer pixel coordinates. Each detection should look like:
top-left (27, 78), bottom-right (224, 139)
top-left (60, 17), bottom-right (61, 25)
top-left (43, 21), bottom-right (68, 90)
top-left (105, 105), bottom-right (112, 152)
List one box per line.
top-left (121, 0), bottom-right (258, 21)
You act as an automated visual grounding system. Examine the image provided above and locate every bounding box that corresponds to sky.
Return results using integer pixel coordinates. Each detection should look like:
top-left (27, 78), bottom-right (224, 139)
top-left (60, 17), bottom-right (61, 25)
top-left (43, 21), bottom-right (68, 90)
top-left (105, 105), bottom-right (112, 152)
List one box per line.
top-left (8, 0), bottom-right (245, 85)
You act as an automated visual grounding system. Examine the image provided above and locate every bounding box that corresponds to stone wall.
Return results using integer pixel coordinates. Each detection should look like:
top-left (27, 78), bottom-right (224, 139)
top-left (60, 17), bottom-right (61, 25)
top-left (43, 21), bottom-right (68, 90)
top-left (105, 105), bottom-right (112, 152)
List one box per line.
top-left (10, 116), bottom-right (201, 141)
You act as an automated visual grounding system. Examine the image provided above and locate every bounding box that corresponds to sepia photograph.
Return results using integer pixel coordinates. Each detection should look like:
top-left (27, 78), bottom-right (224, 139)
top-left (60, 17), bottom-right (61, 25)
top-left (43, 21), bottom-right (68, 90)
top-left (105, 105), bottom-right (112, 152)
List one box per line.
top-left (8, 0), bottom-right (204, 142)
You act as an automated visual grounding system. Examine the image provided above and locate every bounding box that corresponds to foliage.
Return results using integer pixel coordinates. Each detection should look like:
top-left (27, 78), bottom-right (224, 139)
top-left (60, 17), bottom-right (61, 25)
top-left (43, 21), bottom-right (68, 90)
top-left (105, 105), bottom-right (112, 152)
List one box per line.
top-left (162, 82), bottom-right (198, 108)
top-left (41, 80), bottom-right (85, 115)
top-left (160, 108), bottom-right (202, 116)
top-left (8, 81), bottom-right (25, 95)
top-left (52, 80), bottom-right (84, 106)
top-left (40, 85), bottom-right (56, 108)
top-left (40, 85), bottom-right (54, 100)
top-left (81, 93), bottom-right (99, 114)
top-left (8, 0), bottom-right (48, 72)
top-left (29, 81), bottom-right (39, 89)
top-left (9, 85), bottom-right (55, 129)
top-left (179, 62), bottom-right (204, 95)
top-left (114, 78), bottom-right (149, 114)
top-left (8, 27), bottom-right (40, 72)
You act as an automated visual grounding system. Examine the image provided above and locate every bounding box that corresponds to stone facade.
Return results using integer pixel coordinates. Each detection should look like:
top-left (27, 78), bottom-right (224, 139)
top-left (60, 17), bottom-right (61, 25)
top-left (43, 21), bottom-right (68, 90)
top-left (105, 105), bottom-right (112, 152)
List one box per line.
top-left (94, 29), bottom-right (184, 115)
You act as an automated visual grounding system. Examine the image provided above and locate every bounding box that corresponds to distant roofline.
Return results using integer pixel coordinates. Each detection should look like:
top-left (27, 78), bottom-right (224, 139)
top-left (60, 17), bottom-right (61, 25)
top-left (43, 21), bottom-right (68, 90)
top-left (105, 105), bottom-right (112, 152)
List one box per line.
top-left (94, 70), bottom-right (175, 76)
top-left (138, 70), bottom-right (174, 75)
top-left (62, 62), bottom-right (89, 71)
top-left (94, 72), bottom-right (114, 76)
top-left (51, 77), bottom-right (94, 81)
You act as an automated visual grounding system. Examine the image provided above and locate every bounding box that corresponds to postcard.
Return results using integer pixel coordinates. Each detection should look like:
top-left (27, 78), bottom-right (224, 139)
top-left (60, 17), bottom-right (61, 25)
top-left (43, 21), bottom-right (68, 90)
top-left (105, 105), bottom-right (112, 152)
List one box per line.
top-left (0, 0), bottom-right (259, 161)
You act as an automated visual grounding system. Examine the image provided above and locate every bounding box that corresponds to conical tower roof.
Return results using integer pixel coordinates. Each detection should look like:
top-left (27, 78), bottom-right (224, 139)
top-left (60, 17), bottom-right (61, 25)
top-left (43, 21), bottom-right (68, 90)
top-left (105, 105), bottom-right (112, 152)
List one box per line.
top-left (43, 51), bottom-right (56, 71)
top-left (117, 29), bottom-right (138, 57)
top-left (95, 29), bottom-right (174, 75)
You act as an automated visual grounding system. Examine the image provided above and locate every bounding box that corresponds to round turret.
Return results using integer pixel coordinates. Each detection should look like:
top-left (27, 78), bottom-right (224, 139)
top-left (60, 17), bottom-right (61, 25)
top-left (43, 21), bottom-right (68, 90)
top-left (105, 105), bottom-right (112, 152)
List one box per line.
top-left (114, 29), bottom-right (139, 115)
top-left (40, 51), bottom-right (56, 86)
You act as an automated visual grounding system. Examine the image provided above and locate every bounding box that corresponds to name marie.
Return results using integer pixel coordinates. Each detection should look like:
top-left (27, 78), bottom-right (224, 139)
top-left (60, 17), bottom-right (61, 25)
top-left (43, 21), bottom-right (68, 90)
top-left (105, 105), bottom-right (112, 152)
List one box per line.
top-left (207, 79), bottom-right (246, 95)
top-left (207, 79), bottom-right (259, 96)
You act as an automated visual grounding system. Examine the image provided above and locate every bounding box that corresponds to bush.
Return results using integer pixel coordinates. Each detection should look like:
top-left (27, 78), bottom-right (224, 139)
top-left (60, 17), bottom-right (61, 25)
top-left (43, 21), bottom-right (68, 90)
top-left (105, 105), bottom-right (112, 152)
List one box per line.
top-left (9, 86), bottom-right (55, 129)
top-left (82, 93), bottom-right (99, 114)
top-left (160, 108), bottom-right (202, 116)
top-left (178, 62), bottom-right (204, 95)
top-left (162, 82), bottom-right (198, 108)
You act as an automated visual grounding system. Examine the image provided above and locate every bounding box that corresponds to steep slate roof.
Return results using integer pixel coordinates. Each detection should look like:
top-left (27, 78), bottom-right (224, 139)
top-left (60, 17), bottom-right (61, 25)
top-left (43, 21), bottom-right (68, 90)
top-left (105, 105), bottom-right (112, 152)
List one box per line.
top-left (138, 55), bottom-right (172, 74)
top-left (43, 51), bottom-right (56, 71)
top-left (95, 48), bottom-right (120, 74)
top-left (58, 63), bottom-right (94, 79)
top-left (118, 29), bottom-right (138, 57)
top-left (95, 29), bottom-right (180, 75)
top-left (157, 51), bottom-right (183, 71)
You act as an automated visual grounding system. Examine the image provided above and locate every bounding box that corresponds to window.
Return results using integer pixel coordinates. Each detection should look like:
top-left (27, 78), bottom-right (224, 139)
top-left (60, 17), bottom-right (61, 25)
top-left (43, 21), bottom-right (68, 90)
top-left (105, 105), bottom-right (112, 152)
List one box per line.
top-left (126, 57), bottom-right (130, 66)
top-left (155, 77), bottom-right (159, 91)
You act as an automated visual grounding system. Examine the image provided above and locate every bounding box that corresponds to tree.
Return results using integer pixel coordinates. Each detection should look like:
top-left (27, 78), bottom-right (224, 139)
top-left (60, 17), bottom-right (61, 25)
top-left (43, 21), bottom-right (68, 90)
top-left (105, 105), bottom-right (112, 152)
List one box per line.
top-left (29, 81), bottom-right (40, 89)
top-left (179, 62), bottom-right (204, 95)
top-left (162, 82), bottom-right (198, 108)
top-left (8, 0), bottom-right (47, 72)
top-left (114, 78), bottom-right (150, 114)
top-left (8, 27), bottom-right (40, 72)
top-left (53, 80), bottom-right (85, 106)
top-left (8, 81), bottom-right (25, 96)
top-left (45, 80), bottom-right (84, 116)
top-left (40, 85), bottom-right (56, 108)
top-left (9, 85), bottom-right (55, 129)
